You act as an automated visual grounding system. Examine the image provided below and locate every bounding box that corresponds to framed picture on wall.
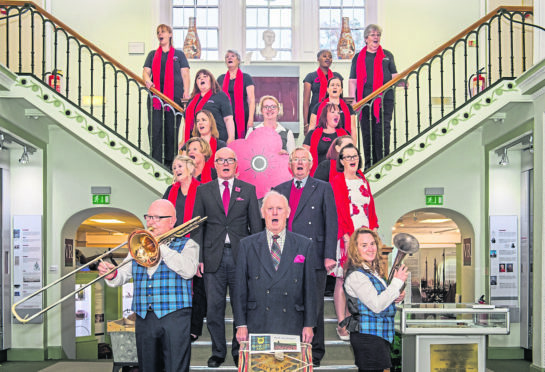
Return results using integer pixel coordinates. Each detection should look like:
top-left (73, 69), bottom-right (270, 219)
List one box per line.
top-left (463, 237), bottom-right (472, 266)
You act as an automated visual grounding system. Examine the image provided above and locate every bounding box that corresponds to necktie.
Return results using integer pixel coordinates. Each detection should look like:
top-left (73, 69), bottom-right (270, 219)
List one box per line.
top-left (295, 180), bottom-right (302, 189)
top-left (271, 235), bottom-right (281, 270)
top-left (222, 180), bottom-right (230, 215)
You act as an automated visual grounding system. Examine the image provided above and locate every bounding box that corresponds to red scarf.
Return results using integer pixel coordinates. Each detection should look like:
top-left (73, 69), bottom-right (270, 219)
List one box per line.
top-left (203, 137), bottom-right (217, 179)
top-left (151, 46), bottom-right (175, 110)
top-left (316, 98), bottom-right (352, 133)
top-left (356, 46), bottom-right (385, 122)
top-left (167, 177), bottom-right (201, 230)
top-left (184, 90), bottom-right (213, 141)
top-left (331, 171), bottom-right (378, 267)
top-left (328, 159), bottom-right (339, 182)
top-left (310, 127), bottom-right (348, 176)
top-left (317, 68), bottom-right (333, 102)
top-left (222, 69), bottom-right (246, 138)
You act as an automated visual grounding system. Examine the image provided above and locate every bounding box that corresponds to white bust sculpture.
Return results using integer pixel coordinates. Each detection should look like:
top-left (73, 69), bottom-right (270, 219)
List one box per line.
top-left (260, 29), bottom-right (277, 60)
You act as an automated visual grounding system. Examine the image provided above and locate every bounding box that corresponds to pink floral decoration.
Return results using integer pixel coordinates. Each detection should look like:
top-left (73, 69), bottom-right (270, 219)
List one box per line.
top-left (229, 127), bottom-right (292, 198)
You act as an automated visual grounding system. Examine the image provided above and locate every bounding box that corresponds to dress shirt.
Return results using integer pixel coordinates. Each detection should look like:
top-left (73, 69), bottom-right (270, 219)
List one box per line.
top-left (344, 264), bottom-right (404, 314)
top-left (293, 176), bottom-right (309, 189)
top-left (218, 177), bottom-right (234, 243)
top-left (105, 238), bottom-right (200, 286)
top-left (265, 229), bottom-right (286, 253)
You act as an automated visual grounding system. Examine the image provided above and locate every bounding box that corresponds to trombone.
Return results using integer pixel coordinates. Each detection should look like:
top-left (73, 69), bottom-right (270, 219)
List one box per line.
top-left (12, 216), bottom-right (206, 324)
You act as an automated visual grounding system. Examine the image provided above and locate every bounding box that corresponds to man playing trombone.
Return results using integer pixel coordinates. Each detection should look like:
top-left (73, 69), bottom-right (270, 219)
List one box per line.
top-left (98, 199), bottom-right (199, 372)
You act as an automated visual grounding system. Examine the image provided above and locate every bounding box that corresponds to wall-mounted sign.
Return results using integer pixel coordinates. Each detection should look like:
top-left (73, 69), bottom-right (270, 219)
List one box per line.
top-left (92, 194), bottom-right (110, 205)
top-left (426, 195), bottom-right (443, 205)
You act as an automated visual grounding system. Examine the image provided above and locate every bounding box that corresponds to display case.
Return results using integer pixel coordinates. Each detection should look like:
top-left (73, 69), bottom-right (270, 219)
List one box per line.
top-left (396, 303), bottom-right (510, 335)
top-left (396, 304), bottom-right (509, 372)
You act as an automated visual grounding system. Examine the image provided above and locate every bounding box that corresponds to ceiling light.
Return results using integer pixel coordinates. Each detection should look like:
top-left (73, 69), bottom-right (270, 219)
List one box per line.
top-left (499, 148), bottom-right (509, 166)
top-left (19, 146), bottom-right (30, 164)
top-left (0, 134), bottom-right (4, 150)
top-left (89, 219), bottom-right (125, 224)
top-left (419, 218), bottom-right (451, 223)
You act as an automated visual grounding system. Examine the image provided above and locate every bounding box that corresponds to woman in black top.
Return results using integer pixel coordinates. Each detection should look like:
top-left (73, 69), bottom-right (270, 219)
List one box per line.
top-left (217, 50), bottom-right (255, 138)
top-left (142, 24), bottom-right (190, 167)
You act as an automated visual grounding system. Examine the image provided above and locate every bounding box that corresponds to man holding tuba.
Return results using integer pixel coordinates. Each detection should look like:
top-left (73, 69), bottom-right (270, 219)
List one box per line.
top-left (98, 199), bottom-right (199, 372)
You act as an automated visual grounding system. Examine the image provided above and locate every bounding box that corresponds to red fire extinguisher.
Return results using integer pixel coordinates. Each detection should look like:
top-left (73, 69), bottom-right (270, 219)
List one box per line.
top-left (48, 69), bottom-right (63, 93)
top-left (468, 68), bottom-right (486, 98)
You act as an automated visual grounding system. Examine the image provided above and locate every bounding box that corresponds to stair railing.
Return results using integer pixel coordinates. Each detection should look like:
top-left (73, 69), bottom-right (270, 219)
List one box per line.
top-left (0, 1), bottom-right (183, 168)
top-left (351, 6), bottom-right (541, 172)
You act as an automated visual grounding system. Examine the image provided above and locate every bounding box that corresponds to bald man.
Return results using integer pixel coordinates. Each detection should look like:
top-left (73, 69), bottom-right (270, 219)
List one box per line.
top-left (98, 199), bottom-right (199, 372)
top-left (192, 147), bottom-right (262, 367)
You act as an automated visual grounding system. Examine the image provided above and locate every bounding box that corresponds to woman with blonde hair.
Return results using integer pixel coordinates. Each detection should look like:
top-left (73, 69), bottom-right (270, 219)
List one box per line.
top-left (342, 227), bottom-right (407, 372)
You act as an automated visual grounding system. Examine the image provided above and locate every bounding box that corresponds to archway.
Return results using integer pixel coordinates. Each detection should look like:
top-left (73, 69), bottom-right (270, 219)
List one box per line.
top-left (392, 208), bottom-right (475, 304)
top-left (60, 207), bottom-right (143, 359)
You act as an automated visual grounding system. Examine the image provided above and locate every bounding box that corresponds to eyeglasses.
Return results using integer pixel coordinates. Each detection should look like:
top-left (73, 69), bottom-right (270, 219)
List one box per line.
top-left (342, 155), bottom-right (359, 161)
top-left (262, 105), bottom-right (278, 111)
top-left (215, 158), bottom-right (236, 165)
top-left (144, 215), bottom-right (172, 222)
top-left (291, 158), bottom-right (310, 163)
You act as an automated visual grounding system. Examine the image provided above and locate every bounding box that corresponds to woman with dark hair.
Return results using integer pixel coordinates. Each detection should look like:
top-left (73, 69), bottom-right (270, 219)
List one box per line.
top-left (303, 102), bottom-right (349, 176)
top-left (185, 69), bottom-right (235, 144)
top-left (309, 76), bottom-right (357, 142)
top-left (314, 135), bottom-right (353, 182)
top-left (330, 143), bottom-right (378, 341)
top-left (342, 228), bottom-right (407, 372)
top-left (217, 50), bottom-right (256, 138)
top-left (191, 110), bottom-right (226, 179)
top-left (349, 24), bottom-right (398, 168)
top-left (143, 24), bottom-right (190, 167)
top-left (303, 49), bottom-right (343, 134)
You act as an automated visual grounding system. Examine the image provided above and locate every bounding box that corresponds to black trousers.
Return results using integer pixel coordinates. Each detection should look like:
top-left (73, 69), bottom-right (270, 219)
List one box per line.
top-left (148, 106), bottom-right (181, 168)
top-left (204, 246), bottom-right (239, 360)
top-left (311, 268), bottom-right (327, 362)
top-left (135, 307), bottom-right (191, 372)
top-left (191, 275), bottom-right (207, 336)
top-left (359, 100), bottom-right (394, 169)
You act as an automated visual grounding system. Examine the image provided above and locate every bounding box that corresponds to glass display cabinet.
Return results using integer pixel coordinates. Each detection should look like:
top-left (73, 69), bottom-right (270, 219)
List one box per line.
top-left (396, 304), bottom-right (509, 372)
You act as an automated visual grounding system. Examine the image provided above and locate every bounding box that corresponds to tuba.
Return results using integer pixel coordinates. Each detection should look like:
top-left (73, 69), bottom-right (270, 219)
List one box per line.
top-left (387, 233), bottom-right (419, 287)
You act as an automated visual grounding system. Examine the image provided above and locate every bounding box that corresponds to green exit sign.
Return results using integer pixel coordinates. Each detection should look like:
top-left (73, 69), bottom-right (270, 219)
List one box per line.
top-left (92, 194), bottom-right (110, 205)
top-left (426, 195), bottom-right (443, 205)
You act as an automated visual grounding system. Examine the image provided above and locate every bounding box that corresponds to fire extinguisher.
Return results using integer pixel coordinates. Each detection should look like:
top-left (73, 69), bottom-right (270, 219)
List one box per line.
top-left (468, 68), bottom-right (486, 98)
top-left (47, 69), bottom-right (63, 93)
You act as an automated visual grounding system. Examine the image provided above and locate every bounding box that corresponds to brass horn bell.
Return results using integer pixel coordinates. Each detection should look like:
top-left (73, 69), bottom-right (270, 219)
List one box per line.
top-left (128, 229), bottom-right (160, 267)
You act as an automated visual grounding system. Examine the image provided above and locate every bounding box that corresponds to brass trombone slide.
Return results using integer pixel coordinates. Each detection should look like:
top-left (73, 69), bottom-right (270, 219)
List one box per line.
top-left (12, 216), bottom-right (206, 324)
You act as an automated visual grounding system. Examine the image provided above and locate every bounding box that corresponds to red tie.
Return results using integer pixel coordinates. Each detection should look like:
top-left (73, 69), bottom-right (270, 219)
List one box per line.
top-left (222, 180), bottom-right (230, 215)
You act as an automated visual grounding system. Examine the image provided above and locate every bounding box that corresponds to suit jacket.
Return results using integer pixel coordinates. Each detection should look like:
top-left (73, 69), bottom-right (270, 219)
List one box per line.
top-left (233, 231), bottom-right (317, 335)
top-left (192, 178), bottom-right (262, 273)
top-left (274, 177), bottom-right (338, 270)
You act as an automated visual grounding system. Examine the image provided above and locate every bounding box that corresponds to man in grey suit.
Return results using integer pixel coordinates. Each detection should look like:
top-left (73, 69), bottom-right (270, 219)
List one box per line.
top-left (273, 147), bottom-right (338, 367)
top-left (233, 191), bottom-right (316, 343)
top-left (192, 147), bottom-right (263, 368)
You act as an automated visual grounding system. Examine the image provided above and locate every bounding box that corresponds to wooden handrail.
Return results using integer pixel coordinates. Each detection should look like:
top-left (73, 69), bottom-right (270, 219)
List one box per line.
top-left (352, 5), bottom-right (533, 111)
top-left (0, 1), bottom-right (185, 113)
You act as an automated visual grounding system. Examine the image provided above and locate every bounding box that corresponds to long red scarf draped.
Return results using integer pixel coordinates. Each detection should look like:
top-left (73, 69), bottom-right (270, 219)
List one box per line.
top-left (310, 127), bottom-right (348, 176)
top-left (184, 90), bottom-right (213, 141)
top-left (222, 69), bottom-right (246, 138)
top-left (151, 46), bottom-right (175, 110)
top-left (331, 171), bottom-right (378, 267)
top-left (317, 68), bottom-right (333, 102)
top-left (356, 46), bottom-right (385, 122)
top-left (167, 177), bottom-right (201, 226)
top-left (328, 159), bottom-right (338, 182)
top-left (203, 137), bottom-right (217, 180)
top-left (316, 98), bottom-right (352, 133)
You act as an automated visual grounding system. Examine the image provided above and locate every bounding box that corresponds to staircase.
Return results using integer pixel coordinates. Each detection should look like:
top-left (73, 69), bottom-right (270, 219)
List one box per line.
top-left (189, 297), bottom-right (357, 371)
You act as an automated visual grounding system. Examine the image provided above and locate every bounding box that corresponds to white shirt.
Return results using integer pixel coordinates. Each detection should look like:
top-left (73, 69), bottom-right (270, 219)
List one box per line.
top-left (246, 123), bottom-right (296, 154)
top-left (344, 264), bottom-right (404, 313)
top-left (266, 229), bottom-right (286, 254)
top-left (105, 238), bottom-right (200, 286)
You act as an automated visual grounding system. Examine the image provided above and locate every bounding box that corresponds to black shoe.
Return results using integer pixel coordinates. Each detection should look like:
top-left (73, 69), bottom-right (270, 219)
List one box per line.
top-left (207, 356), bottom-right (225, 368)
top-left (312, 359), bottom-right (321, 368)
top-left (233, 355), bottom-right (239, 367)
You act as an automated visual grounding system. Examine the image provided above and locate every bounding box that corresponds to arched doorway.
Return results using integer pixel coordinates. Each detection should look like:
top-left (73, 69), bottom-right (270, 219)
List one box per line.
top-left (60, 208), bottom-right (143, 359)
top-left (392, 208), bottom-right (475, 304)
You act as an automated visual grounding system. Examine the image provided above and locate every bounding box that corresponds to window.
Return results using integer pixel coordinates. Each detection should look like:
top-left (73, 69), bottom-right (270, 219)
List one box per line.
top-left (245, 0), bottom-right (293, 61)
top-left (319, 0), bottom-right (365, 59)
top-left (172, 0), bottom-right (219, 60)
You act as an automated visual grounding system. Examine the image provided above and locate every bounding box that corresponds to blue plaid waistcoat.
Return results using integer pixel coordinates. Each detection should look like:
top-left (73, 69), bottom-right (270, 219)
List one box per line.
top-left (355, 268), bottom-right (397, 343)
top-left (132, 236), bottom-right (192, 319)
